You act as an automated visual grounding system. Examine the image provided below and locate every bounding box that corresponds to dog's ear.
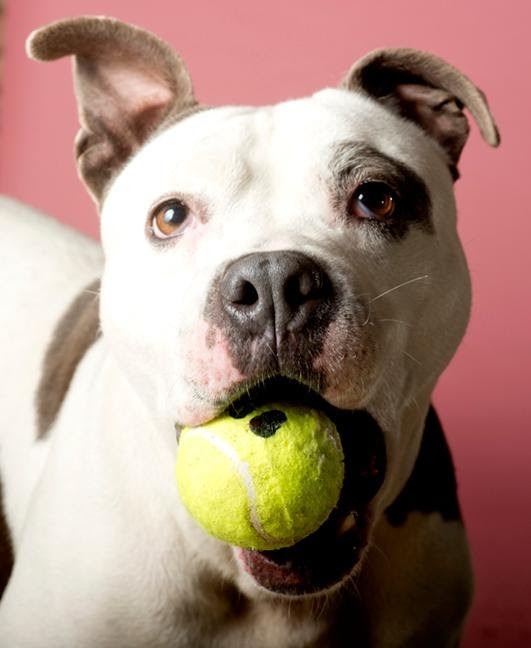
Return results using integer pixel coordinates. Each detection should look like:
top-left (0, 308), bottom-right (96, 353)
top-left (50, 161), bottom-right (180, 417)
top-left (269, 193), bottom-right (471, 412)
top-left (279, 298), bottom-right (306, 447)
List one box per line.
top-left (342, 48), bottom-right (499, 178)
top-left (27, 17), bottom-right (196, 202)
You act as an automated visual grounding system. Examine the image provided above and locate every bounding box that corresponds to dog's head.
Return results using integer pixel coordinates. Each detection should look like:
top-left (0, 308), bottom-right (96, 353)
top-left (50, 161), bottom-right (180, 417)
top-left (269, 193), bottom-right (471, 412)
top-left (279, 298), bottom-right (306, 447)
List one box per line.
top-left (28, 17), bottom-right (498, 598)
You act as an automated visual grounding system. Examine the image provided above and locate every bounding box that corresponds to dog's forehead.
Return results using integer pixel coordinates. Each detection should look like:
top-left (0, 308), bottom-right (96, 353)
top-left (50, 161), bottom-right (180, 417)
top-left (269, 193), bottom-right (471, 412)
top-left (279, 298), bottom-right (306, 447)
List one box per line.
top-left (122, 88), bottom-right (436, 199)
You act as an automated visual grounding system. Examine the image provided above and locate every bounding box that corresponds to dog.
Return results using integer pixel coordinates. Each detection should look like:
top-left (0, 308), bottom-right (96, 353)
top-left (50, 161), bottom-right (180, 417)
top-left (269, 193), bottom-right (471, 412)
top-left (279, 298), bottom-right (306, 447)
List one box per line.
top-left (0, 16), bottom-right (499, 647)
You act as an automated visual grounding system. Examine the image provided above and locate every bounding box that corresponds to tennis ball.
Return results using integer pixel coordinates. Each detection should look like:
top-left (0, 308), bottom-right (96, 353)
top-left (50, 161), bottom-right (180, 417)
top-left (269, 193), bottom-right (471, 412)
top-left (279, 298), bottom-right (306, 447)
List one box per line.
top-left (175, 403), bottom-right (344, 550)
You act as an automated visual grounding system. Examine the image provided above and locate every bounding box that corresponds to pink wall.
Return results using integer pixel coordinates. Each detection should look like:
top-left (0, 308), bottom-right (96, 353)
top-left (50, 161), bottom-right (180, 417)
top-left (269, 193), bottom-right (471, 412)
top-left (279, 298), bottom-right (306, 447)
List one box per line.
top-left (1, 1), bottom-right (530, 645)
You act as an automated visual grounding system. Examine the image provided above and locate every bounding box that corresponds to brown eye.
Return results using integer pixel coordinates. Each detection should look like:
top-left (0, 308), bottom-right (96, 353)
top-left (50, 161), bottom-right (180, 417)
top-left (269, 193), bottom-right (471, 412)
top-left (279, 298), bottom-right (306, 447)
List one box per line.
top-left (348, 182), bottom-right (397, 220)
top-left (151, 199), bottom-right (190, 239)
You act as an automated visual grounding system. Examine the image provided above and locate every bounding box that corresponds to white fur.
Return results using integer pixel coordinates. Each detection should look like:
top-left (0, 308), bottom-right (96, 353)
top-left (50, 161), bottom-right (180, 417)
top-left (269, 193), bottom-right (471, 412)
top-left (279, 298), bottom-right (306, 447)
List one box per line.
top-left (0, 88), bottom-right (472, 646)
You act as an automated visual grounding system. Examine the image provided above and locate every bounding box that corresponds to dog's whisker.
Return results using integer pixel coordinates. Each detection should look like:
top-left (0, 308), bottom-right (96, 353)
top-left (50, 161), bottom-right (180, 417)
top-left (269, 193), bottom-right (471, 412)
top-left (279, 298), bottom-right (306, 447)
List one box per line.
top-left (369, 274), bottom-right (430, 304)
top-left (410, 396), bottom-right (422, 415)
top-left (264, 342), bottom-right (278, 362)
top-left (344, 573), bottom-right (362, 601)
top-left (376, 318), bottom-right (413, 328)
top-left (359, 373), bottom-right (366, 398)
top-left (360, 299), bottom-right (372, 327)
top-left (402, 350), bottom-right (422, 366)
top-left (312, 590), bottom-right (332, 620)
top-left (369, 542), bottom-right (391, 568)
top-left (166, 375), bottom-right (182, 401)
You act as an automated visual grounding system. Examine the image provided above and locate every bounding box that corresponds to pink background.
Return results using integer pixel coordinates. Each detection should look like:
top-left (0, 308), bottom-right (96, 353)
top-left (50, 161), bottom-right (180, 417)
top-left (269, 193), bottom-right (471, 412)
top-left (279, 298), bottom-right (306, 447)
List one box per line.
top-left (1, 1), bottom-right (529, 645)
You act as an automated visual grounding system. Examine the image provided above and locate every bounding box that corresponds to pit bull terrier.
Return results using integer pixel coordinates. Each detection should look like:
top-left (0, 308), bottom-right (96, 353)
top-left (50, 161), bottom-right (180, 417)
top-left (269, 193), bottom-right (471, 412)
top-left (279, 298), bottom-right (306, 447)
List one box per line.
top-left (0, 16), bottom-right (499, 647)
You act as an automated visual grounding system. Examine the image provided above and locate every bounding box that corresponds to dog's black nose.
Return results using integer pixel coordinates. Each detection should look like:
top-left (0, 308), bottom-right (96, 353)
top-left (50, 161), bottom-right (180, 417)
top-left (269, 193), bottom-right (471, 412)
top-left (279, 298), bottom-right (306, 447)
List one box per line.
top-left (219, 252), bottom-right (334, 346)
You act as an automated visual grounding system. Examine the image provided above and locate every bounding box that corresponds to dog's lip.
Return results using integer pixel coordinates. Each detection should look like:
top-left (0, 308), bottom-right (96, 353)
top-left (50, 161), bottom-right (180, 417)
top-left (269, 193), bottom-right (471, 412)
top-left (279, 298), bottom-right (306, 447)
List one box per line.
top-left (222, 375), bottom-right (348, 420)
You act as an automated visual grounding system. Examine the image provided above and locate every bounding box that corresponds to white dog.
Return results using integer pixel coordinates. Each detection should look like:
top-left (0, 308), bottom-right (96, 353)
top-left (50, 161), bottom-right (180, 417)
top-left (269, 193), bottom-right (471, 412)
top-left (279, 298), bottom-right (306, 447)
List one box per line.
top-left (0, 16), bottom-right (498, 647)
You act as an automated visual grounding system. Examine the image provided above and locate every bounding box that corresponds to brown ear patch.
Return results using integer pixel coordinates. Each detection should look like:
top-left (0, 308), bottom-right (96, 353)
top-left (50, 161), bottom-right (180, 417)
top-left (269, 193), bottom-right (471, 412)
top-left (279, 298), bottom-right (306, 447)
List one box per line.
top-left (36, 279), bottom-right (101, 439)
top-left (343, 48), bottom-right (499, 175)
top-left (27, 17), bottom-right (197, 202)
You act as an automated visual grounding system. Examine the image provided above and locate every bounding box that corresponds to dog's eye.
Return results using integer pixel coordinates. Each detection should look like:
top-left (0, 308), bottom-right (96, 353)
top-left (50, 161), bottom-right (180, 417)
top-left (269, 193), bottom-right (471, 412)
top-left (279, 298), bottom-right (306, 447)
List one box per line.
top-left (348, 183), bottom-right (397, 220)
top-left (150, 200), bottom-right (190, 239)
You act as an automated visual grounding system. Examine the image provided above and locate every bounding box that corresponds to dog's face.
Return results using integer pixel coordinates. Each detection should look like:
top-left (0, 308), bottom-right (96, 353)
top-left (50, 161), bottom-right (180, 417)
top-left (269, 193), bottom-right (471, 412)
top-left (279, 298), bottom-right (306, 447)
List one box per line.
top-left (29, 18), bottom-right (498, 598)
top-left (101, 93), bottom-right (461, 421)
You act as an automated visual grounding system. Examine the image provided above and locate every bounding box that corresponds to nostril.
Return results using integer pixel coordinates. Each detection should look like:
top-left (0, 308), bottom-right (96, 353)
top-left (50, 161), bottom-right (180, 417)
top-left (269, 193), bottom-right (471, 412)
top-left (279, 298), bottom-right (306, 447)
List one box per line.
top-left (285, 275), bottom-right (305, 306)
top-left (298, 272), bottom-right (315, 298)
top-left (285, 270), bottom-right (328, 306)
top-left (231, 279), bottom-right (259, 306)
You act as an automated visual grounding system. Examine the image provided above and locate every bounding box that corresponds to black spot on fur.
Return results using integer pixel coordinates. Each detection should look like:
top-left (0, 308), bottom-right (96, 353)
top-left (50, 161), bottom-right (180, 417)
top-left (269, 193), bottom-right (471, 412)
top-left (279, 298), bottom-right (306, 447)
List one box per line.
top-left (385, 406), bottom-right (461, 526)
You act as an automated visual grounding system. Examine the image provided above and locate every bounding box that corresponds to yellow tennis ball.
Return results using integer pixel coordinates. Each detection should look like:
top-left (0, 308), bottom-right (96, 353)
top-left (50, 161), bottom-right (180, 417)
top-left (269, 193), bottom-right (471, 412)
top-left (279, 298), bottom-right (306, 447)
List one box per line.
top-left (175, 403), bottom-right (344, 550)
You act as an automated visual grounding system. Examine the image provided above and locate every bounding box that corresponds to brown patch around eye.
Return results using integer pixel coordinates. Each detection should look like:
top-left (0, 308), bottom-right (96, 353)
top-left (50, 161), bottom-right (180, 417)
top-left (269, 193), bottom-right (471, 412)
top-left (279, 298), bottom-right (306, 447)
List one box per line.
top-left (151, 199), bottom-right (190, 238)
top-left (329, 142), bottom-right (433, 239)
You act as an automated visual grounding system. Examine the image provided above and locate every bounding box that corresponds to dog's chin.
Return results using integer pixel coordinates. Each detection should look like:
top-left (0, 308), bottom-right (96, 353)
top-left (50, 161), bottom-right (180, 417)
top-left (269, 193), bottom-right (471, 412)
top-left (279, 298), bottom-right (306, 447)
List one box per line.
top-left (220, 376), bottom-right (387, 598)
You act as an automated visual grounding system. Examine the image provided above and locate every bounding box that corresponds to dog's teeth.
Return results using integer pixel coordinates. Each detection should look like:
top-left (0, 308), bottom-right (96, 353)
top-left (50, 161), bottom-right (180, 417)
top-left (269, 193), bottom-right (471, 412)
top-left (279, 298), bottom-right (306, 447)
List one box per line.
top-left (337, 512), bottom-right (357, 536)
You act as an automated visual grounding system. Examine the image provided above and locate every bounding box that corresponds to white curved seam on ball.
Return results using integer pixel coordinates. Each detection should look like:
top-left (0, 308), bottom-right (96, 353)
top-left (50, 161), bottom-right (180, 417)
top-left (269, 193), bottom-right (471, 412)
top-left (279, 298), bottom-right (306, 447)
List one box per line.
top-left (185, 428), bottom-right (278, 544)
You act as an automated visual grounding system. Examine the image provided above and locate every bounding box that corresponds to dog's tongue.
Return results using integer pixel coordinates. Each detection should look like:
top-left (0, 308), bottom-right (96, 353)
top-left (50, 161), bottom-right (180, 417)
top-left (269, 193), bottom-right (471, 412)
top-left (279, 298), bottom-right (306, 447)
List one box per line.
top-left (239, 548), bottom-right (310, 591)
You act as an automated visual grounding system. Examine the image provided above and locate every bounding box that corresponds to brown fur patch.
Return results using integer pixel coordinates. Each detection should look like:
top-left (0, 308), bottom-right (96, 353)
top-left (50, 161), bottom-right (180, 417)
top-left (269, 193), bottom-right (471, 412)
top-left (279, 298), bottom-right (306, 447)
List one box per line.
top-left (36, 279), bottom-right (101, 439)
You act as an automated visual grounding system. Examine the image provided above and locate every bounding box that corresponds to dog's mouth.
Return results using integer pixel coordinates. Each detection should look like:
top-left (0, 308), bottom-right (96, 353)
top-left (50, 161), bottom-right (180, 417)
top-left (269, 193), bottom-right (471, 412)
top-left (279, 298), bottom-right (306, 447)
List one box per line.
top-left (224, 377), bottom-right (386, 597)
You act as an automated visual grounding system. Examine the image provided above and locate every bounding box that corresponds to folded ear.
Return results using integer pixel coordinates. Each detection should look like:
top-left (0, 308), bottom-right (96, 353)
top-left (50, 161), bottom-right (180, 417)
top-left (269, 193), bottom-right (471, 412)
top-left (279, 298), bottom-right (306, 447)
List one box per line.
top-left (342, 48), bottom-right (499, 179)
top-left (27, 17), bottom-right (196, 202)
